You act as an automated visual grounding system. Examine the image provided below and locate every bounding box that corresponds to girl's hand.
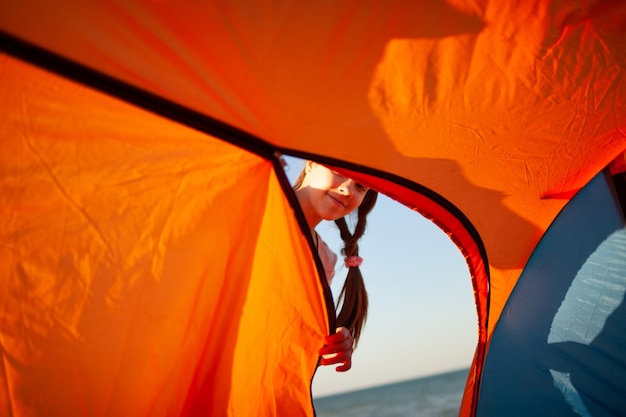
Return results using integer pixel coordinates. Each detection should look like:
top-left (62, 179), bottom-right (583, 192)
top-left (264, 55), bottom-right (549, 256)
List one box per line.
top-left (318, 327), bottom-right (354, 372)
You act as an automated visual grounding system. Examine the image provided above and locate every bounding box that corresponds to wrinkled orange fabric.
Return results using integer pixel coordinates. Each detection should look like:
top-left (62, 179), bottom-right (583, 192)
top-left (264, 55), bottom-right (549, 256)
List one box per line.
top-left (0, 57), bottom-right (327, 416)
top-left (1, 1), bottom-right (625, 416)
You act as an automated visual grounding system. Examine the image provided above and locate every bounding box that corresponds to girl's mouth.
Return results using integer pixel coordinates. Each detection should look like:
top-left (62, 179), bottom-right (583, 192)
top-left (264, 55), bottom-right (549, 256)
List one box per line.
top-left (328, 193), bottom-right (346, 208)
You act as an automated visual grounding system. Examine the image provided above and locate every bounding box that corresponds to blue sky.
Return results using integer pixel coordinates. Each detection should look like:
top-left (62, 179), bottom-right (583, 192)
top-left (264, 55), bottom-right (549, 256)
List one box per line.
top-left (283, 156), bottom-right (478, 397)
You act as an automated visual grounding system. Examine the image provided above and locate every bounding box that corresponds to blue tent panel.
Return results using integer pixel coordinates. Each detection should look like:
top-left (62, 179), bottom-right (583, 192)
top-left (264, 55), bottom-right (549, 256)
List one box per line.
top-left (477, 171), bottom-right (626, 417)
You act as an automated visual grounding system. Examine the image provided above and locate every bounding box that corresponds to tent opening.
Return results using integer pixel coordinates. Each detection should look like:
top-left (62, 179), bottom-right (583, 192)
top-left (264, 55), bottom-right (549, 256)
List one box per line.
top-left (281, 156), bottom-right (477, 407)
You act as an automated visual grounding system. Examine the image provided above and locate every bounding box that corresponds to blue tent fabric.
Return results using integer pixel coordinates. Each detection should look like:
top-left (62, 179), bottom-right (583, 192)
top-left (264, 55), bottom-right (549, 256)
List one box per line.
top-left (477, 171), bottom-right (626, 416)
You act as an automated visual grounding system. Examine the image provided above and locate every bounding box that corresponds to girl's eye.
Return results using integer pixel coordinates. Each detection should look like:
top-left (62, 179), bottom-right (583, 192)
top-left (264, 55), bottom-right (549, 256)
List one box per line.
top-left (356, 183), bottom-right (367, 192)
top-left (331, 170), bottom-right (349, 182)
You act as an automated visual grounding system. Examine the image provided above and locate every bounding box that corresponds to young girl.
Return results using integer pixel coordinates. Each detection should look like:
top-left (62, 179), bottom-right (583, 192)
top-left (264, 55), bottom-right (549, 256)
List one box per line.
top-left (293, 160), bottom-right (378, 372)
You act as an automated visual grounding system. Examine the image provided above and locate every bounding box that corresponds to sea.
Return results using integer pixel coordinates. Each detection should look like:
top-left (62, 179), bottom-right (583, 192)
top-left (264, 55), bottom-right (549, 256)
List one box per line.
top-left (312, 368), bottom-right (469, 417)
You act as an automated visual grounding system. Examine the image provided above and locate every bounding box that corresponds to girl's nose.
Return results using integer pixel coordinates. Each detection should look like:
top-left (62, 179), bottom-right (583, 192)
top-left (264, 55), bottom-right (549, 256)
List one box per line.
top-left (338, 180), bottom-right (354, 196)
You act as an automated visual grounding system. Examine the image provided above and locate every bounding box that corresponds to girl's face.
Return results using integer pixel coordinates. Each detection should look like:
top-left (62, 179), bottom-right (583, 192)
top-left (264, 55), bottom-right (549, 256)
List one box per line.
top-left (301, 162), bottom-right (369, 221)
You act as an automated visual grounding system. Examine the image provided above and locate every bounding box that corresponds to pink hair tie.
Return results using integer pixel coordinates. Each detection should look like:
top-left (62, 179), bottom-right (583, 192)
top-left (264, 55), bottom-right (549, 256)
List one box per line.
top-left (344, 256), bottom-right (363, 268)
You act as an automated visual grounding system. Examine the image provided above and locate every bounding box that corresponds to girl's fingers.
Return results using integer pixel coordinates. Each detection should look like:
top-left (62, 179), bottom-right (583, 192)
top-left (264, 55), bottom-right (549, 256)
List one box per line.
top-left (319, 327), bottom-right (353, 354)
top-left (319, 338), bottom-right (352, 355)
top-left (334, 358), bottom-right (352, 372)
top-left (319, 350), bottom-right (348, 365)
top-left (318, 327), bottom-right (354, 371)
top-left (319, 352), bottom-right (352, 372)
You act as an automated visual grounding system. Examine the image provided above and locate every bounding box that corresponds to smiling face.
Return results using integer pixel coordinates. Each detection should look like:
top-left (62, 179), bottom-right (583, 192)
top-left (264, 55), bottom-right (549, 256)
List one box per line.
top-left (296, 161), bottom-right (369, 229)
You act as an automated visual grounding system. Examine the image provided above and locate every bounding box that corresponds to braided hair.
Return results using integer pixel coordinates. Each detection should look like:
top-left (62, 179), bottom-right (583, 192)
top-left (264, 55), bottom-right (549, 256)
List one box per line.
top-left (335, 189), bottom-right (377, 346)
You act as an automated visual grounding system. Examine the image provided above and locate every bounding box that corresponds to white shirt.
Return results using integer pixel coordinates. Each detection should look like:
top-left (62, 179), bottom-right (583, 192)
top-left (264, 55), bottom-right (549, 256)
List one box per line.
top-left (315, 232), bottom-right (338, 285)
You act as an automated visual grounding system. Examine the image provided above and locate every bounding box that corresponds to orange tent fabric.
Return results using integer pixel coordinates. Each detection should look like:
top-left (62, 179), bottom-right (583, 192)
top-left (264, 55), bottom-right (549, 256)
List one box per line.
top-left (1, 57), bottom-right (328, 416)
top-left (1, 1), bottom-right (625, 416)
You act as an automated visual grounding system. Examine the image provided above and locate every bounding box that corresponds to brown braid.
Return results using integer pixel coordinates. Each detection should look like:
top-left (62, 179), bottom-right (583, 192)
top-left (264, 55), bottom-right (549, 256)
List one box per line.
top-left (335, 189), bottom-right (378, 346)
